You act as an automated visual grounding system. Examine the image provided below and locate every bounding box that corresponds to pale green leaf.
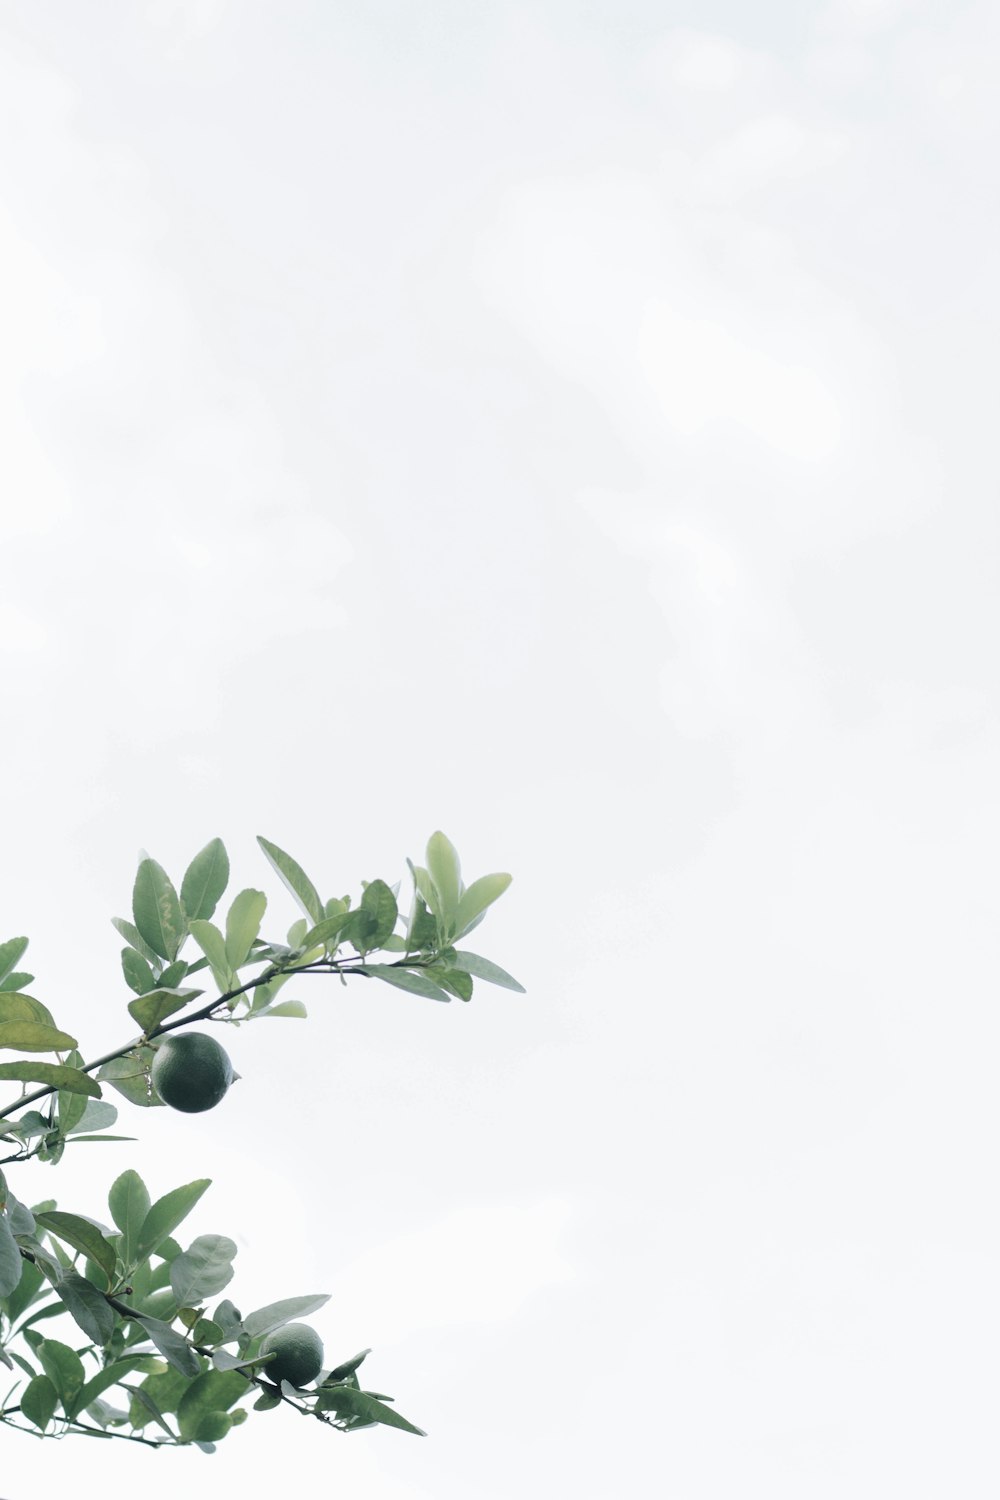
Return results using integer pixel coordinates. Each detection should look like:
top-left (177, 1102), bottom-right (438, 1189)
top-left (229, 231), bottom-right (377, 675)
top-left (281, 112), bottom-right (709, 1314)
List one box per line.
top-left (0, 1063), bottom-right (100, 1096)
top-left (180, 839), bottom-right (230, 924)
top-left (132, 859), bottom-right (187, 962)
top-left (256, 837), bottom-right (323, 926)
top-left (225, 889), bottom-right (267, 971)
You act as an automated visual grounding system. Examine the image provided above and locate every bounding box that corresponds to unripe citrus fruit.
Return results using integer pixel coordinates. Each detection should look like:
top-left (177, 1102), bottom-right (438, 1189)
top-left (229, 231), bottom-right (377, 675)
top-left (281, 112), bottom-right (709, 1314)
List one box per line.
top-left (260, 1322), bottom-right (324, 1388)
top-left (150, 1032), bottom-right (234, 1113)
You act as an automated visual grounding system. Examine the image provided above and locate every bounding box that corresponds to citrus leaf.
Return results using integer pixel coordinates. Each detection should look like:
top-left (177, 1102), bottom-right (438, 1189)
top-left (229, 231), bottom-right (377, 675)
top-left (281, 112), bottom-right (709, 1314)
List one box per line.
top-left (121, 948), bottom-right (155, 996)
top-left (109, 1169), bottom-right (151, 1267)
top-left (0, 1063), bottom-right (100, 1096)
top-left (20, 1372), bottom-right (58, 1431)
top-left (0, 1212), bottom-right (22, 1296)
top-left (225, 889), bottom-right (267, 971)
top-left (360, 965), bottom-right (452, 1002)
top-left (425, 831), bottom-right (461, 917)
top-left (188, 920), bottom-right (233, 991)
top-left (254, 1001), bottom-right (307, 1020)
top-left (450, 949), bottom-right (526, 992)
top-left (0, 1021), bottom-right (78, 1052)
top-left (64, 1100), bottom-right (118, 1136)
top-left (132, 1314), bottom-right (201, 1377)
top-left (127, 987), bottom-right (201, 1035)
top-left (132, 859), bottom-right (186, 962)
top-left (256, 837), bottom-right (323, 926)
top-left (453, 873), bottom-right (512, 938)
top-left (300, 911), bottom-right (354, 949)
top-left (176, 1369), bottom-right (249, 1440)
top-left (0, 937), bottom-right (29, 985)
top-left (36, 1338), bottom-right (85, 1413)
top-left (180, 839), bottom-right (230, 924)
top-left (315, 1382), bottom-right (426, 1435)
top-left (55, 1273), bottom-right (116, 1349)
top-left (170, 1234), bottom-right (237, 1305)
top-left (0, 991), bottom-right (55, 1027)
top-left (242, 1293), bottom-right (330, 1340)
top-left (34, 1212), bottom-right (118, 1282)
top-left (111, 917), bottom-right (162, 968)
top-left (96, 1050), bottom-right (163, 1108)
top-left (136, 1180), bottom-right (211, 1263)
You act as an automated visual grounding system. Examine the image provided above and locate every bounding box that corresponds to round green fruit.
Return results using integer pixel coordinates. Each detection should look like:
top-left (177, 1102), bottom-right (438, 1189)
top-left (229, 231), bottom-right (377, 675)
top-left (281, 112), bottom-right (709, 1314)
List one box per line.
top-left (150, 1032), bottom-right (234, 1114)
top-left (260, 1322), bottom-right (325, 1389)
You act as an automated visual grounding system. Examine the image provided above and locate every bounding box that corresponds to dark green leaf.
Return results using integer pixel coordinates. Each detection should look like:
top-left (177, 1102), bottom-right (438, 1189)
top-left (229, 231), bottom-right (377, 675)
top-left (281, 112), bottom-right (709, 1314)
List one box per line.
top-left (356, 879), bottom-right (398, 951)
top-left (0, 937), bottom-right (29, 984)
top-left (256, 837), bottom-right (323, 926)
top-left (315, 1382), bottom-right (426, 1435)
top-left (176, 1368), bottom-right (249, 1440)
top-left (361, 965), bottom-right (452, 1002)
top-left (181, 839), bottom-right (230, 924)
top-left (109, 1170), bottom-right (151, 1267)
top-left (132, 859), bottom-right (187, 962)
top-left (121, 948), bottom-right (155, 996)
top-left (225, 889), bottom-right (267, 971)
top-left (2, 1247), bottom-right (41, 1322)
top-left (431, 968), bottom-right (474, 1001)
top-left (20, 1372), bottom-right (58, 1430)
top-left (129, 1382), bottom-right (177, 1436)
top-left (170, 1234), bottom-right (237, 1305)
top-left (425, 831), bottom-right (461, 918)
top-left (0, 1021), bottom-right (79, 1052)
top-left (56, 1273), bottom-right (116, 1348)
top-left (34, 1212), bottom-right (118, 1282)
top-left (326, 1348), bottom-right (371, 1381)
top-left (0, 1211), bottom-right (22, 1296)
top-left (0, 1061), bottom-right (100, 1096)
top-left (127, 986), bottom-right (201, 1035)
top-left (453, 873), bottom-right (512, 938)
top-left (136, 1179), bottom-right (211, 1263)
top-left (242, 1292), bottom-right (330, 1340)
top-left (406, 895), bottom-right (438, 950)
top-left (75, 1355), bottom-right (159, 1417)
top-left (37, 1338), bottom-right (85, 1413)
top-left (133, 1314), bottom-right (201, 1376)
top-left (450, 949), bottom-right (526, 992)
top-left (57, 1074), bottom-right (90, 1135)
top-left (111, 917), bottom-right (162, 968)
top-left (253, 1388), bottom-right (281, 1411)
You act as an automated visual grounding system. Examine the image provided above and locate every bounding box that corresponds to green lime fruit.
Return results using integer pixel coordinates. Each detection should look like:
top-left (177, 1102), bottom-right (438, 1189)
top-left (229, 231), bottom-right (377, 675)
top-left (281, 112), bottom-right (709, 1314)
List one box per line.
top-left (260, 1322), bottom-right (325, 1389)
top-left (150, 1032), bottom-right (234, 1114)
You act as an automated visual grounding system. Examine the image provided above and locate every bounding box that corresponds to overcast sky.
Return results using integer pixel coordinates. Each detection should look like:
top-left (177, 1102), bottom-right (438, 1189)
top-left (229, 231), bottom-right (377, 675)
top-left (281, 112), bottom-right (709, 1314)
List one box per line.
top-left (1, 1), bottom-right (998, 1495)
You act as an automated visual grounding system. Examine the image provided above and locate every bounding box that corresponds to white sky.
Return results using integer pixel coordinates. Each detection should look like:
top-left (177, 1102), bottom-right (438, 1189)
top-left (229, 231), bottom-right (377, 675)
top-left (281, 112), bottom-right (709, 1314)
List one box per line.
top-left (1, 1), bottom-right (998, 1495)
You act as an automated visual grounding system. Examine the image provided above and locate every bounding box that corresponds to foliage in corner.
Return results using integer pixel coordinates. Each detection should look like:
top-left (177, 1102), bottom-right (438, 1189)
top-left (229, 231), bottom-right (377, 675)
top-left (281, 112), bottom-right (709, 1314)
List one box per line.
top-left (0, 833), bottom-right (521, 1452)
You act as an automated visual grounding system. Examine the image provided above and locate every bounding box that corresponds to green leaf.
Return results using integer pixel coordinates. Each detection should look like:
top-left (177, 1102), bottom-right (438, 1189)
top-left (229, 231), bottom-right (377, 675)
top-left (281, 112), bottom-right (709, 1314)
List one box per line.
top-left (450, 949), bottom-right (526, 992)
top-left (136, 1179), bottom-right (211, 1263)
top-left (2, 1245), bottom-right (41, 1321)
top-left (407, 859), bottom-right (438, 913)
top-left (354, 879), bottom-right (398, 952)
top-left (326, 1348), bottom-right (370, 1381)
top-left (65, 1100), bottom-right (118, 1137)
top-left (300, 911), bottom-right (354, 950)
top-left (181, 838), bottom-right (230, 924)
top-left (133, 1315), bottom-right (201, 1377)
top-left (426, 831), bottom-right (461, 917)
top-left (127, 986), bottom-right (201, 1035)
top-left (405, 893), bottom-right (438, 950)
top-left (0, 991), bottom-right (55, 1027)
top-left (431, 968), bottom-right (474, 1002)
top-left (256, 837), bottom-right (323, 926)
top-left (75, 1356), bottom-right (158, 1417)
top-left (0, 1020), bottom-right (79, 1052)
top-left (111, 917), bottom-right (162, 968)
top-left (132, 858), bottom-right (187, 962)
top-left (0, 1211), bottom-right (22, 1296)
top-left (225, 889), bottom-right (267, 971)
top-left (189, 919), bottom-right (233, 990)
top-left (0, 1062), bottom-right (100, 1096)
top-left (254, 1001), bottom-right (307, 1020)
top-left (121, 947), bottom-right (155, 996)
top-left (242, 1293), bottom-right (330, 1340)
top-left (96, 1049), bottom-right (163, 1109)
top-left (37, 1338), bottom-right (85, 1414)
top-left (34, 1212), bottom-right (118, 1283)
top-left (170, 1235), bottom-right (237, 1305)
top-left (20, 1372), bottom-right (58, 1431)
top-left (0, 971), bottom-right (34, 992)
top-left (109, 1170), bottom-right (151, 1268)
top-left (176, 1369), bottom-right (249, 1440)
top-left (361, 965), bottom-right (452, 1002)
top-left (0, 937), bottom-right (29, 985)
top-left (57, 1080), bottom-right (90, 1136)
top-left (315, 1382), bottom-right (426, 1435)
top-left (453, 873), bottom-right (512, 938)
top-left (55, 1273), bottom-right (116, 1348)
